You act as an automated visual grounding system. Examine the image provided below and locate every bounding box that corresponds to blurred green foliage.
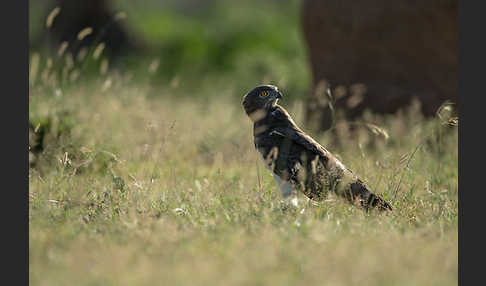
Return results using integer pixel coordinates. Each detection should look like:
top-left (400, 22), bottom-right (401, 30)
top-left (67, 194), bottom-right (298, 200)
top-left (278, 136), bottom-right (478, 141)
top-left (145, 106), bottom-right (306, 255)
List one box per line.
top-left (29, 0), bottom-right (310, 101)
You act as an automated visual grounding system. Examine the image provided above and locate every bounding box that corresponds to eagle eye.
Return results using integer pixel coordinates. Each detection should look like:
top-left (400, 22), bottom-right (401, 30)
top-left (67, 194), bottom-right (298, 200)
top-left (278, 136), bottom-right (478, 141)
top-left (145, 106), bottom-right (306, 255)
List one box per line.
top-left (260, 91), bottom-right (268, 97)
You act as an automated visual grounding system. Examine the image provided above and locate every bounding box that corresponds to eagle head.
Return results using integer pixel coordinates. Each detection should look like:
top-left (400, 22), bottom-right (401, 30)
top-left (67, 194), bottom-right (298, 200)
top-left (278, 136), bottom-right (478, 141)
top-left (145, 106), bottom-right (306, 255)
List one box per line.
top-left (242, 85), bottom-right (283, 121)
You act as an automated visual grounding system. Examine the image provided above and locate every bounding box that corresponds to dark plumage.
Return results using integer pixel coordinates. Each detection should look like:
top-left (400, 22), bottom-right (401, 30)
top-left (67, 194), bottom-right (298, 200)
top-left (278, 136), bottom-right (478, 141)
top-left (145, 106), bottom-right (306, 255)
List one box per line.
top-left (242, 85), bottom-right (392, 211)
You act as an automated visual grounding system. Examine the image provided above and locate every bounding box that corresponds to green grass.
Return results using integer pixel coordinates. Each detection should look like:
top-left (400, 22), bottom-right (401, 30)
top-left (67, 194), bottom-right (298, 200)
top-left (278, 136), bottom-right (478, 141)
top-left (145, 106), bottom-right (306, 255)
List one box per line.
top-left (29, 77), bottom-right (457, 285)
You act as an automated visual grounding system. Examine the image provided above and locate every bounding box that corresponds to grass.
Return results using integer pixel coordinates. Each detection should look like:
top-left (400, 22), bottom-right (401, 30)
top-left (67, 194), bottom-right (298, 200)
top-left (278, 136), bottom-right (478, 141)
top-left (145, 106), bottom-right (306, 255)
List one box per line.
top-left (29, 76), bottom-right (457, 285)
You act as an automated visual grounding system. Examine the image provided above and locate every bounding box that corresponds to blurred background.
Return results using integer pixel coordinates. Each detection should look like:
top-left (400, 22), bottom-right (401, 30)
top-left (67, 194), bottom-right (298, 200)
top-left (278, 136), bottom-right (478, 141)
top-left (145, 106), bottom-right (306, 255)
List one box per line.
top-left (29, 0), bottom-right (458, 131)
top-left (29, 0), bottom-right (309, 101)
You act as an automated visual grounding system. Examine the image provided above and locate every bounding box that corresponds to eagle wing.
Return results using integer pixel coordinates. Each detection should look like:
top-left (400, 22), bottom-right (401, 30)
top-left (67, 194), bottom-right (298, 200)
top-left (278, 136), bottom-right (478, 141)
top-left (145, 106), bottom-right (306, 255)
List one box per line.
top-left (270, 107), bottom-right (338, 166)
top-left (270, 107), bottom-right (358, 186)
top-left (276, 126), bottom-right (329, 158)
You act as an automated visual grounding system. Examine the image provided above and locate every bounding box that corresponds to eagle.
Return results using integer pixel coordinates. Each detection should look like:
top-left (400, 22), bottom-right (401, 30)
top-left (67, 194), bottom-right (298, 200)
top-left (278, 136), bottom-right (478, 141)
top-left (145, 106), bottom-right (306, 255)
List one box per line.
top-left (242, 84), bottom-right (392, 211)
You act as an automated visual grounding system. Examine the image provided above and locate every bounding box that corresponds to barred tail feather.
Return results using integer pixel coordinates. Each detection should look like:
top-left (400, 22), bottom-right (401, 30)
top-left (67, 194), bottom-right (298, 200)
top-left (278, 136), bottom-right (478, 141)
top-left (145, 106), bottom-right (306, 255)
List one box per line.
top-left (346, 181), bottom-right (393, 211)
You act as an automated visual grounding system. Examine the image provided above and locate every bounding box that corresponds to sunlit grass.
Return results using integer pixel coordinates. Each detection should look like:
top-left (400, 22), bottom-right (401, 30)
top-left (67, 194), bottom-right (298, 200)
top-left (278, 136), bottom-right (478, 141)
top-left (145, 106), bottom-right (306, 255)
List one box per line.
top-left (29, 75), bottom-right (457, 285)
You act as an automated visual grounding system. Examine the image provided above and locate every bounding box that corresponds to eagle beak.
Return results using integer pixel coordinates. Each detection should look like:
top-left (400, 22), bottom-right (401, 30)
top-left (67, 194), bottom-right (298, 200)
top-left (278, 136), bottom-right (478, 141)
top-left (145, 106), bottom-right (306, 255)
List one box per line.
top-left (276, 91), bottom-right (283, 99)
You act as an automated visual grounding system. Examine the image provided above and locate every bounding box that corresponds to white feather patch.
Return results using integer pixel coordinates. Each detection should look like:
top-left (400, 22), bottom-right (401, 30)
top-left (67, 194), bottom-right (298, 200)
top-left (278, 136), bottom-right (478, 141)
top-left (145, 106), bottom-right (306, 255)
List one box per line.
top-left (259, 153), bottom-right (294, 198)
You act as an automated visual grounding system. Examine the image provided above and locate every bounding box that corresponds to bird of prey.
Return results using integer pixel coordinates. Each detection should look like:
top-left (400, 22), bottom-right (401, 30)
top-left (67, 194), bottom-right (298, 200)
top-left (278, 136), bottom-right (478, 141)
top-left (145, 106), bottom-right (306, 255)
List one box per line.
top-left (242, 84), bottom-right (392, 211)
